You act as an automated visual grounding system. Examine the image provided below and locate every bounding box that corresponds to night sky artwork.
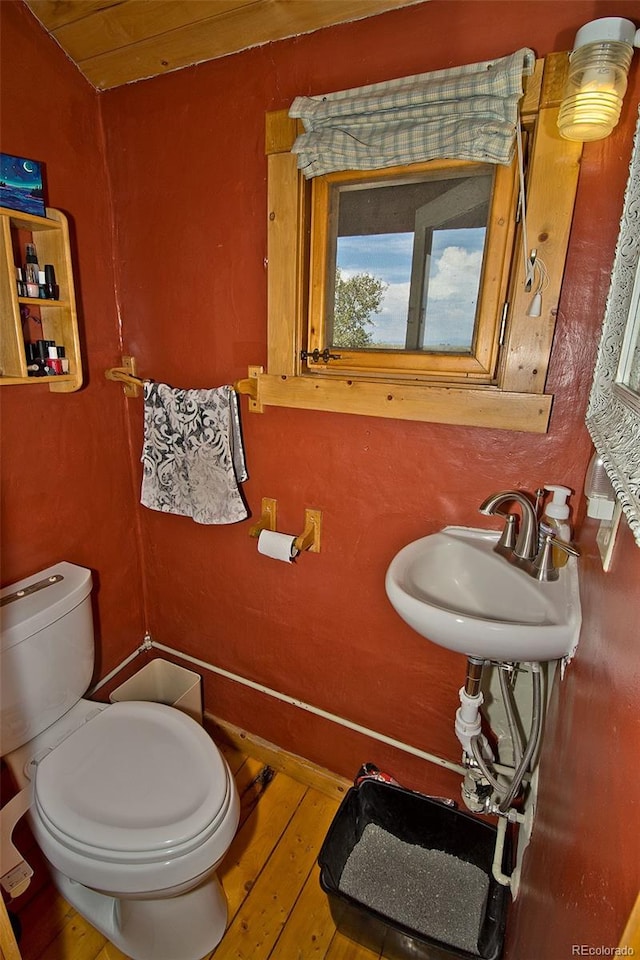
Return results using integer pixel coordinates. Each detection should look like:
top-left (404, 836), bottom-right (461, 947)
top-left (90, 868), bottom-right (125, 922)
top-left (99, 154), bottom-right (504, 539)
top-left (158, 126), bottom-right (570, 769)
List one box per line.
top-left (0, 153), bottom-right (46, 217)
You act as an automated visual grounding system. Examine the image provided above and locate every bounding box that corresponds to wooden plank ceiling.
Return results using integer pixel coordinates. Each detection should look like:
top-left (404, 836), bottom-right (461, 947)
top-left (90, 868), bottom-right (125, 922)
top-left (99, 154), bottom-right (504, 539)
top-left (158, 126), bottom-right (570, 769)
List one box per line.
top-left (24, 0), bottom-right (427, 90)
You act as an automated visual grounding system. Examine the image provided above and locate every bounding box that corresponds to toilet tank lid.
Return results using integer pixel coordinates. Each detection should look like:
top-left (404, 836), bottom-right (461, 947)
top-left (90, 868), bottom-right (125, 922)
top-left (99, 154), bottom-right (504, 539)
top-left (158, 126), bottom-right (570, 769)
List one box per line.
top-left (0, 562), bottom-right (92, 652)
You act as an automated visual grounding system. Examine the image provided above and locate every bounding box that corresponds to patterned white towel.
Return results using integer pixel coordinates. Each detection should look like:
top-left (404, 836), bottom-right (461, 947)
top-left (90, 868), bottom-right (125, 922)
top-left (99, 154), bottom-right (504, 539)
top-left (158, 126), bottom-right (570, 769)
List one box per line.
top-left (141, 382), bottom-right (248, 524)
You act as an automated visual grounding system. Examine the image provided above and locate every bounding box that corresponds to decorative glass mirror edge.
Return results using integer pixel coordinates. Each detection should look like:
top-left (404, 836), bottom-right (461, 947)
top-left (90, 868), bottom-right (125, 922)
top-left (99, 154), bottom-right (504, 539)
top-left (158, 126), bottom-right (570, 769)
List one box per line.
top-left (586, 105), bottom-right (640, 547)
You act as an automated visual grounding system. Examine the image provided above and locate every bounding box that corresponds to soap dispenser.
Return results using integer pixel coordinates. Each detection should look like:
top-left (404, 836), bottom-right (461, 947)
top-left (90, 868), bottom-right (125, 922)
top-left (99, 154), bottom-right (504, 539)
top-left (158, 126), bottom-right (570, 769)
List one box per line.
top-left (541, 484), bottom-right (572, 568)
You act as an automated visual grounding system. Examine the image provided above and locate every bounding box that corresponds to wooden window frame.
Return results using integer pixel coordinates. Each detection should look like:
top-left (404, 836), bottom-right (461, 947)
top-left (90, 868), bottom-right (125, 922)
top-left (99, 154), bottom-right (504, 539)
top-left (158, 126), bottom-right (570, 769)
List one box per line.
top-left (247, 54), bottom-right (582, 433)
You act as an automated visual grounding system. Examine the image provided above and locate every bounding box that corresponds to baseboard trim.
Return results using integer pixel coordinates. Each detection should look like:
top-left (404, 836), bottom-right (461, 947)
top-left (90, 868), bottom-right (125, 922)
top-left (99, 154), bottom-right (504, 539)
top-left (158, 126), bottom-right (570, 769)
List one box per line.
top-left (204, 712), bottom-right (352, 801)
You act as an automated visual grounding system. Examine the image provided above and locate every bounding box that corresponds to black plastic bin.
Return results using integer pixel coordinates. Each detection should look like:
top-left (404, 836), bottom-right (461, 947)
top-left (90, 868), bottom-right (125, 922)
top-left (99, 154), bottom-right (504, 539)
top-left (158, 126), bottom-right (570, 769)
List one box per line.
top-left (318, 780), bottom-right (510, 960)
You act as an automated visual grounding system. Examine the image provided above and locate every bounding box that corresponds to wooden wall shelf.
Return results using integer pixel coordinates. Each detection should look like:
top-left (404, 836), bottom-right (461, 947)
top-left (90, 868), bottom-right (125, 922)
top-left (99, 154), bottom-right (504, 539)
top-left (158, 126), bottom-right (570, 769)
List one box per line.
top-left (0, 206), bottom-right (82, 392)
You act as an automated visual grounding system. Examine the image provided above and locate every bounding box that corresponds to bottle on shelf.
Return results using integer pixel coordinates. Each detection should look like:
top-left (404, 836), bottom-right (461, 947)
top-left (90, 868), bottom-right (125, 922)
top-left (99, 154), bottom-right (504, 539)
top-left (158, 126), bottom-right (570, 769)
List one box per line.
top-left (23, 242), bottom-right (40, 298)
top-left (44, 264), bottom-right (59, 300)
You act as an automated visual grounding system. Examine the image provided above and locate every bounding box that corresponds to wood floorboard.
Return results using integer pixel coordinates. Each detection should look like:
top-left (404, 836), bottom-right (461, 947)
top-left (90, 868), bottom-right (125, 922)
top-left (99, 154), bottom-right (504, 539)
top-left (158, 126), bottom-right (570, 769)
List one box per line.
top-left (93, 945), bottom-right (132, 960)
top-left (9, 883), bottom-right (75, 959)
top-left (38, 910), bottom-right (106, 960)
top-left (210, 789), bottom-right (339, 960)
top-left (267, 862), bottom-right (339, 959)
top-left (220, 772), bottom-right (308, 918)
top-left (8, 735), bottom-right (379, 960)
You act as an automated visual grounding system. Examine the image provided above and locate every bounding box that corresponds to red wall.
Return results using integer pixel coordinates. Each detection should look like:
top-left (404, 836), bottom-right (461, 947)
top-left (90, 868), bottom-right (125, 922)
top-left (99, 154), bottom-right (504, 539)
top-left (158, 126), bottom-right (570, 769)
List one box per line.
top-left (0, 1), bottom-right (145, 674)
top-left (2, 0), bottom-right (639, 954)
top-left (508, 519), bottom-right (640, 956)
top-left (100, 0), bottom-right (639, 789)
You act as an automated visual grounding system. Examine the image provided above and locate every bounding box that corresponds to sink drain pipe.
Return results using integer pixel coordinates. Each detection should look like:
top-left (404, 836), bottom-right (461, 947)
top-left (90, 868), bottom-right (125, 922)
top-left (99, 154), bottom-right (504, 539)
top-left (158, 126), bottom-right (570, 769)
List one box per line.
top-left (455, 658), bottom-right (494, 762)
top-left (456, 658), bottom-right (497, 813)
top-left (464, 657), bottom-right (485, 697)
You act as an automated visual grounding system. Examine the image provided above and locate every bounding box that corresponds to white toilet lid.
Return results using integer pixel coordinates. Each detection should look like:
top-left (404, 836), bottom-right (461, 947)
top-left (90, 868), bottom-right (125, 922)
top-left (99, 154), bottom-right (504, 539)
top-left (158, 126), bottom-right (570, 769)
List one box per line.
top-left (33, 701), bottom-right (230, 858)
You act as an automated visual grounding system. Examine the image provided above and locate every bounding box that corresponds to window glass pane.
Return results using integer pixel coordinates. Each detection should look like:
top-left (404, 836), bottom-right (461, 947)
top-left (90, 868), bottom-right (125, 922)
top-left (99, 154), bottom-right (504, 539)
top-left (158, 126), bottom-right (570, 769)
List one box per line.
top-left (334, 233), bottom-right (410, 349)
top-left (422, 227), bottom-right (485, 352)
top-left (327, 170), bottom-right (492, 354)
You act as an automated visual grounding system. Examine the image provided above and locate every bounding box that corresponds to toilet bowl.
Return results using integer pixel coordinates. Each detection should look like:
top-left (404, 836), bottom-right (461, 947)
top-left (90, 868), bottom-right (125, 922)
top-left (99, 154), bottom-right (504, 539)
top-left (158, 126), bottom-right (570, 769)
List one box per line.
top-left (0, 563), bottom-right (240, 960)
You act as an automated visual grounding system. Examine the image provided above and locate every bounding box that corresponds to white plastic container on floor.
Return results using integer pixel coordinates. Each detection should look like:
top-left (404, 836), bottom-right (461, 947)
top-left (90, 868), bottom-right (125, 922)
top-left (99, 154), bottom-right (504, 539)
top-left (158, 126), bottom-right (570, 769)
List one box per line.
top-left (109, 659), bottom-right (203, 724)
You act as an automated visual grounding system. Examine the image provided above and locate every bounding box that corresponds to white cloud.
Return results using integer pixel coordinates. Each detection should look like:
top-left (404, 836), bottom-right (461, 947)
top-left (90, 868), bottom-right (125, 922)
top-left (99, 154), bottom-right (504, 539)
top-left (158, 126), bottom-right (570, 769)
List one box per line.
top-left (428, 245), bottom-right (483, 302)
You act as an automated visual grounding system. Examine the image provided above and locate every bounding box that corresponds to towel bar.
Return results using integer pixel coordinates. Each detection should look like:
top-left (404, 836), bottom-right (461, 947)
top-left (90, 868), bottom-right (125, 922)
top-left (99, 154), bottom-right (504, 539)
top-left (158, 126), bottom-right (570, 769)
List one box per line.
top-left (105, 356), bottom-right (258, 400)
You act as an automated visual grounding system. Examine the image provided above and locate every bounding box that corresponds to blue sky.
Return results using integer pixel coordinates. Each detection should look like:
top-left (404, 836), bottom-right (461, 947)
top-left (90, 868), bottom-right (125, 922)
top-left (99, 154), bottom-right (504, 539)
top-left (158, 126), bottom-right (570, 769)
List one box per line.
top-left (336, 228), bottom-right (485, 348)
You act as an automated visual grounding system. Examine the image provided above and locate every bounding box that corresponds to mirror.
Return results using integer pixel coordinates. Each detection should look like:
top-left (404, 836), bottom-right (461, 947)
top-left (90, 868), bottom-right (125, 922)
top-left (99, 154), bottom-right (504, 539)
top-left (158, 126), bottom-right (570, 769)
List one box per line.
top-left (586, 106), bottom-right (640, 546)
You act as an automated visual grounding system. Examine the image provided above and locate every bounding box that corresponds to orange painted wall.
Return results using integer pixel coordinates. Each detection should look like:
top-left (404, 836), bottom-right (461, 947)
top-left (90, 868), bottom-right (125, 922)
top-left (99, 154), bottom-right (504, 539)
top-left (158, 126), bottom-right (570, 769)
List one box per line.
top-left (1, 0), bottom-right (639, 954)
top-left (0, 1), bottom-right (145, 675)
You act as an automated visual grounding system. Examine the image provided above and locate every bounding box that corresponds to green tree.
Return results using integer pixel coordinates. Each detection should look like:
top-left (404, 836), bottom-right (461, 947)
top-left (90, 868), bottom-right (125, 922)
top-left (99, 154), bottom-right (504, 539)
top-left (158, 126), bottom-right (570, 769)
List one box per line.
top-left (332, 269), bottom-right (387, 347)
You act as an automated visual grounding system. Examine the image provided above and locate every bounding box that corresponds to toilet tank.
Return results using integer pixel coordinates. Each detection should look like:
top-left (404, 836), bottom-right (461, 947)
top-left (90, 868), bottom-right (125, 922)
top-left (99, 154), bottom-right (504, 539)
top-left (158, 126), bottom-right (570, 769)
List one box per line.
top-left (0, 562), bottom-right (94, 757)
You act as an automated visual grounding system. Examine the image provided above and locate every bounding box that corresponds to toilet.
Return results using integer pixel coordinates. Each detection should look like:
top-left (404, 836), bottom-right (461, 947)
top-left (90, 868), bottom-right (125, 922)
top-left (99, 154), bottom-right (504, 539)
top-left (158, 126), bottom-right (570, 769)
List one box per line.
top-left (0, 562), bottom-right (240, 960)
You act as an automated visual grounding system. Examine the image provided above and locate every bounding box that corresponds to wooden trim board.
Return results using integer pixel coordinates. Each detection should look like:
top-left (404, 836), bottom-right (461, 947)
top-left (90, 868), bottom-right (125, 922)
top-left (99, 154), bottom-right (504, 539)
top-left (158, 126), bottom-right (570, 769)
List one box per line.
top-left (205, 713), bottom-right (352, 802)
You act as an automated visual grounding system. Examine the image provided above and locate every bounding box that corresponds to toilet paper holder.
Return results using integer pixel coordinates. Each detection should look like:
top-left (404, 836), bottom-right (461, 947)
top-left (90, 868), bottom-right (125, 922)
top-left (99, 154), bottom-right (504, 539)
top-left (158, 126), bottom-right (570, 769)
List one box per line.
top-left (249, 498), bottom-right (321, 554)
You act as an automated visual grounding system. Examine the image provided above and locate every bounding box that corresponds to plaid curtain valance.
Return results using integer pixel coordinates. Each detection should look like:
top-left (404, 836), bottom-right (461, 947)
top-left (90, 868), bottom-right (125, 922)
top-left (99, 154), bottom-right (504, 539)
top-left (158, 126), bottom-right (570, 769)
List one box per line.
top-left (289, 48), bottom-right (535, 178)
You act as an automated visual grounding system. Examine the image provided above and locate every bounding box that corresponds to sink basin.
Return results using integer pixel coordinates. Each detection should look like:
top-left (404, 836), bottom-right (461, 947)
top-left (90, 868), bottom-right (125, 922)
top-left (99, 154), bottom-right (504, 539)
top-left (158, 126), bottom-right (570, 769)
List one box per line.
top-left (385, 526), bottom-right (581, 662)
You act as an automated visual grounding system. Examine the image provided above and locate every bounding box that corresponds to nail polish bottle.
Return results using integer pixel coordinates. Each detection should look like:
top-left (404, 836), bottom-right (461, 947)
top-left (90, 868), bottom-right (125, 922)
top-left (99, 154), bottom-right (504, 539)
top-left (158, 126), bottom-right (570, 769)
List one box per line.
top-left (47, 344), bottom-right (63, 374)
top-left (57, 345), bottom-right (69, 374)
top-left (16, 267), bottom-right (27, 297)
top-left (26, 342), bottom-right (47, 376)
top-left (44, 264), bottom-right (59, 300)
top-left (24, 243), bottom-right (40, 298)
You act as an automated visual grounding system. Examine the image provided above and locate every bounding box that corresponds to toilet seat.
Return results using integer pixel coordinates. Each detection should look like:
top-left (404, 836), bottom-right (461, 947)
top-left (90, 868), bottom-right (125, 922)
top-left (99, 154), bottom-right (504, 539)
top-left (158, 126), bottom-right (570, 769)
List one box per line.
top-left (33, 700), bottom-right (230, 864)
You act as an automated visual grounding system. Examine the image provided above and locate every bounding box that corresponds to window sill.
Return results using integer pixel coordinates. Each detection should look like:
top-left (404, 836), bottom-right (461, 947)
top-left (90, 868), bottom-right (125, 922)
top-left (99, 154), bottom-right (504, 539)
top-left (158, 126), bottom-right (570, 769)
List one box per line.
top-left (250, 370), bottom-right (552, 432)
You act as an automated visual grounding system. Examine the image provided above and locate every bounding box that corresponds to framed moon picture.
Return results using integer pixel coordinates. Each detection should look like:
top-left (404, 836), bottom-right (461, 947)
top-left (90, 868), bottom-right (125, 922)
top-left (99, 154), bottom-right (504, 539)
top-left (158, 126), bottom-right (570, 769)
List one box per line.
top-left (0, 153), bottom-right (46, 217)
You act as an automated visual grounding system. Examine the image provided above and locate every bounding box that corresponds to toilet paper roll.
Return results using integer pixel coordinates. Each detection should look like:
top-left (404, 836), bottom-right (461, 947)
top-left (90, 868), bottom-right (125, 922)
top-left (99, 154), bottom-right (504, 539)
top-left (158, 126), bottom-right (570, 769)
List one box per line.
top-left (257, 529), bottom-right (299, 562)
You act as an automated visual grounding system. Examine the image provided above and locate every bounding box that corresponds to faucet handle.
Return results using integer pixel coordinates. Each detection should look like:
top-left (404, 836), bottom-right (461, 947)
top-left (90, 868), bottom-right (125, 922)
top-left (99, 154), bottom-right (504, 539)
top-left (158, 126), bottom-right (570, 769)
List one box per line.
top-left (530, 533), bottom-right (580, 581)
top-left (494, 512), bottom-right (518, 554)
top-left (549, 535), bottom-right (580, 559)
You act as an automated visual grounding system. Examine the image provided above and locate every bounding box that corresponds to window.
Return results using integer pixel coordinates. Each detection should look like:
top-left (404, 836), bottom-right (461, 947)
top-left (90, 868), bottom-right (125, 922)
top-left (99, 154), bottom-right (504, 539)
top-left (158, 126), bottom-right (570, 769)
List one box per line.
top-left (251, 54), bottom-right (583, 433)
top-left (307, 159), bottom-right (517, 380)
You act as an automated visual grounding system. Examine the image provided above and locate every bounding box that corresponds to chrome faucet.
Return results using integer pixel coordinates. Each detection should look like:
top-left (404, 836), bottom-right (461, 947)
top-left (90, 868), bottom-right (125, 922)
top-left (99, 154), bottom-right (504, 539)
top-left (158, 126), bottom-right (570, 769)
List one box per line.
top-left (479, 490), bottom-right (539, 561)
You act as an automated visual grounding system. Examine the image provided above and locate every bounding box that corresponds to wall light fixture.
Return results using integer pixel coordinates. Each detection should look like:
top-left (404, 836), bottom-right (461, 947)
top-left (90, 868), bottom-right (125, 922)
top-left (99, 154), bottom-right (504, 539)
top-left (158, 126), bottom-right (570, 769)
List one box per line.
top-left (558, 17), bottom-right (639, 141)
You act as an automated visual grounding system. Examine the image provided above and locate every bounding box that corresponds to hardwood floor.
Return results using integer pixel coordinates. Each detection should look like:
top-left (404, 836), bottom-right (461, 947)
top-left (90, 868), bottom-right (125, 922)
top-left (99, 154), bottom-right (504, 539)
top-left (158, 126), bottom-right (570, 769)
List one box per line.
top-left (7, 725), bottom-right (382, 960)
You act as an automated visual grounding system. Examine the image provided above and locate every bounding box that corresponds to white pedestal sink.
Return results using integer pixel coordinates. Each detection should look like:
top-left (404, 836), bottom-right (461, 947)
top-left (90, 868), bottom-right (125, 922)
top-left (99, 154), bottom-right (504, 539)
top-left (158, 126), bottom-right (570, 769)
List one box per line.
top-left (385, 526), bottom-right (581, 662)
